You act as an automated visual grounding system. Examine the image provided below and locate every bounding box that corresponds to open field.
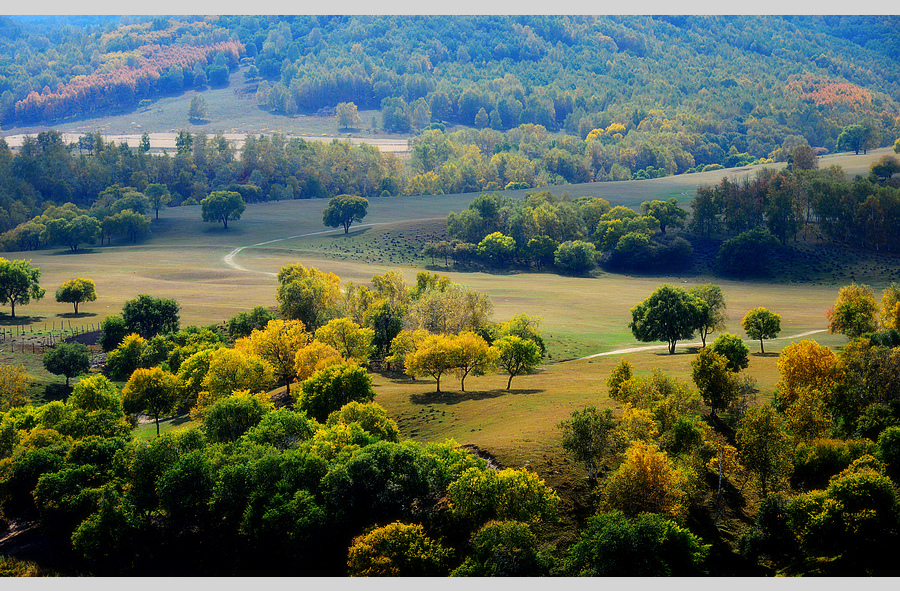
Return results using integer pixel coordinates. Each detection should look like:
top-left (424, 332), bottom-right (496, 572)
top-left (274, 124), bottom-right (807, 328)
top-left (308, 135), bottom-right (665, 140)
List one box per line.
top-left (1, 156), bottom-right (895, 476)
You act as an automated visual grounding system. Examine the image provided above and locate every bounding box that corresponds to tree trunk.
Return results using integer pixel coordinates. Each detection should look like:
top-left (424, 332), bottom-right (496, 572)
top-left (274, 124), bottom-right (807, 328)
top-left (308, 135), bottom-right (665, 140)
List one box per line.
top-left (435, 376), bottom-right (440, 393)
top-left (760, 338), bottom-right (765, 354)
top-left (507, 373), bottom-right (514, 390)
top-left (155, 412), bottom-right (161, 437)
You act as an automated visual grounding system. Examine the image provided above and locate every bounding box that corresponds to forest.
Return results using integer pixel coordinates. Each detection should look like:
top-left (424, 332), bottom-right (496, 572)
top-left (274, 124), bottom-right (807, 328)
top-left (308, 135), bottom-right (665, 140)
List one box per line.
top-left (3, 14), bottom-right (900, 578)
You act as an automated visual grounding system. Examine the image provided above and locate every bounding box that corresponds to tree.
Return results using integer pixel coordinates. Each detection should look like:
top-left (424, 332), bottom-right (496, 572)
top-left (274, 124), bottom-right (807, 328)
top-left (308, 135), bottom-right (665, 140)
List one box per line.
top-left (122, 367), bottom-right (181, 436)
top-left (447, 467), bottom-right (559, 524)
top-left (826, 283), bottom-right (879, 339)
top-left (477, 232), bottom-right (516, 266)
top-left (741, 307), bottom-right (781, 353)
top-left (43, 343), bottom-right (91, 388)
top-left (322, 194), bottom-right (369, 234)
top-left (144, 184), bottom-right (171, 220)
top-left (451, 520), bottom-right (551, 577)
top-left (227, 306), bottom-right (275, 339)
top-left (405, 333), bottom-right (457, 393)
top-left (106, 333), bottom-right (148, 381)
top-left (336, 102), bottom-right (361, 130)
top-left (565, 510), bottom-right (708, 576)
top-left (121, 294), bottom-right (180, 338)
top-left (554, 240), bottom-right (596, 274)
top-left (601, 441), bottom-right (686, 519)
top-left (276, 263), bottom-right (343, 330)
top-left (716, 228), bottom-right (780, 276)
top-left (691, 348), bottom-right (738, 417)
top-left (187, 95), bottom-right (209, 123)
top-left (235, 319), bottom-right (311, 397)
top-left (0, 258), bottom-right (45, 318)
top-left (0, 364), bottom-right (30, 411)
top-left (201, 191), bottom-right (245, 229)
top-left (558, 406), bottom-right (616, 481)
top-left (199, 348), bottom-right (274, 406)
top-left (882, 282), bottom-right (900, 331)
top-left (775, 339), bottom-right (840, 408)
top-left (629, 285), bottom-right (708, 354)
top-left (640, 197), bottom-right (687, 235)
top-left (314, 318), bottom-right (375, 365)
top-left (99, 315), bottom-right (127, 352)
top-left (55, 278), bottom-right (97, 314)
top-left (45, 215), bottom-right (101, 251)
top-left (709, 332), bottom-right (749, 372)
top-left (688, 284), bottom-right (727, 348)
top-left (297, 363), bottom-right (375, 422)
top-left (494, 335), bottom-right (541, 390)
top-left (203, 391), bottom-right (272, 443)
top-left (452, 332), bottom-right (498, 392)
top-left (347, 522), bottom-right (450, 577)
top-left (837, 123), bottom-right (875, 155)
top-left (870, 155), bottom-right (900, 181)
top-left (736, 404), bottom-right (792, 497)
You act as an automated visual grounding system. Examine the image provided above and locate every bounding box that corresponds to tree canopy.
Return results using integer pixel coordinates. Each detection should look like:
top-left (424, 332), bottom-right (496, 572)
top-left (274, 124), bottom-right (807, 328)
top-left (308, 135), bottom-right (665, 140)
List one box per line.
top-left (55, 278), bottom-right (97, 314)
top-left (201, 191), bottom-right (245, 229)
top-left (322, 195), bottom-right (369, 234)
top-left (629, 285), bottom-right (708, 354)
top-left (0, 258), bottom-right (45, 318)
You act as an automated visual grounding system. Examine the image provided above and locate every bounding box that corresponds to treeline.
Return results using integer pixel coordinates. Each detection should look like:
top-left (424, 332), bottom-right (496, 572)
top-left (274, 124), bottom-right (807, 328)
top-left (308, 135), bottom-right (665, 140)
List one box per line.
top-left (0, 16), bottom-right (243, 123)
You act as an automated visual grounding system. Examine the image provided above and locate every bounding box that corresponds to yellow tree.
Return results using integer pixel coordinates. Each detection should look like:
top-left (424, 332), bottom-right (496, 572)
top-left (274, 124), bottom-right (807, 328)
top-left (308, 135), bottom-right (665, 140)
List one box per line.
top-left (122, 367), bottom-right (181, 436)
top-left (194, 348), bottom-right (274, 418)
top-left (405, 333), bottom-right (457, 393)
top-left (775, 339), bottom-right (841, 408)
top-left (385, 329), bottom-right (429, 372)
top-left (294, 341), bottom-right (345, 382)
top-left (0, 364), bottom-right (30, 411)
top-left (601, 440), bottom-right (686, 519)
top-left (347, 522), bottom-right (449, 577)
top-left (235, 319), bottom-right (311, 396)
top-left (314, 318), bottom-right (375, 365)
top-left (452, 331), bottom-right (499, 392)
top-left (826, 283), bottom-right (879, 339)
top-left (881, 282), bottom-right (900, 330)
top-left (784, 386), bottom-right (832, 443)
top-left (276, 263), bottom-right (342, 330)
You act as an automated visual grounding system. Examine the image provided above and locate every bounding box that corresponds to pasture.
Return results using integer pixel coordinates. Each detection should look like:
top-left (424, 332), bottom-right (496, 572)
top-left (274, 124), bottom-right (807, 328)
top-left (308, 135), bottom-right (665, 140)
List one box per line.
top-left (1, 153), bottom-right (894, 477)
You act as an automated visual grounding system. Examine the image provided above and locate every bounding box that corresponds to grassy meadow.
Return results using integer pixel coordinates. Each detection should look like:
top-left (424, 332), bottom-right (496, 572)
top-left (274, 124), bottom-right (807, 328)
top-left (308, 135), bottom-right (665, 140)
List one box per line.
top-left (1, 149), bottom-right (895, 481)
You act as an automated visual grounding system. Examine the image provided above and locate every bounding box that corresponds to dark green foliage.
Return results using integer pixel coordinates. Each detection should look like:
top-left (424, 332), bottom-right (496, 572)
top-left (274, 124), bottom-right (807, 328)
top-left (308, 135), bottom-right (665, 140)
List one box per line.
top-left (203, 393), bottom-right (270, 443)
top-left (791, 438), bottom-right (876, 491)
top-left (297, 364), bottom-right (375, 423)
top-left (716, 227), bottom-right (780, 276)
top-left (565, 510), bottom-right (708, 576)
top-left (709, 333), bottom-right (749, 372)
top-left (554, 240), bottom-right (596, 274)
top-left (32, 464), bottom-right (102, 534)
top-left (629, 284), bottom-right (709, 354)
top-left (71, 485), bottom-right (142, 573)
top-left (557, 406), bottom-right (616, 481)
top-left (122, 294), bottom-right (180, 338)
top-left (739, 494), bottom-right (798, 563)
top-left (662, 416), bottom-right (705, 456)
top-left (241, 408), bottom-right (318, 450)
top-left (876, 426), bottom-right (900, 479)
top-left (42, 343), bottom-right (90, 387)
top-left (99, 315), bottom-right (127, 352)
top-left (227, 306), bottom-right (275, 340)
top-left (0, 444), bottom-right (69, 519)
top-left (855, 403), bottom-right (899, 441)
top-left (452, 520), bottom-right (552, 576)
top-left (156, 450), bottom-right (214, 522)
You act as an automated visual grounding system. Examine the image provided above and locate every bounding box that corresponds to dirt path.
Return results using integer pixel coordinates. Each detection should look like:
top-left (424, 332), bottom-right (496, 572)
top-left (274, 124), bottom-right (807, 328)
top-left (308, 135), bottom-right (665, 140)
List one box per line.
top-left (579, 329), bottom-right (828, 359)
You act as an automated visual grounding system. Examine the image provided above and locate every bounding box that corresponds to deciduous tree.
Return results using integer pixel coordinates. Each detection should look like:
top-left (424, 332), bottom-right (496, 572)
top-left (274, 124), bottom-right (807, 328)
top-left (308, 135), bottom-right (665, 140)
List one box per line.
top-left (297, 363), bottom-right (375, 422)
top-left (709, 332), bottom-right (750, 372)
top-left (494, 335), bottom-right (541, 390)
top-left (122, 367), bottom-right (181, 436)
top-left (201, 190), bottom-right (245, 229)
top-left (322, 194), bottom-right (368, 233)
top-left (691, 348), bottom-right (738, 417)
top-left (0, 363), bottom-right (30, 411)
top-left (55, 278), bottom-right (97, 314)
top-left (235, 319), bottom-right (311, 396)
top-left (347, 522), bottom-right (450, 577)
top-left (601, 440), bottom-right (687, 519)
top-left (629, 285), bottom-right (708, 354)
top-left (688, 284), bottom-right (728, 348)
top-left (0, 258), bottom-right (45, 318)
top-left (314, 318), bottom-right (375, 365)
top-left (558, 406), bottom-right (617, 481)
top-left (276, 263), bottom-right (343, 330)
top-left (43, 343), bottom-right (91, 387)
top-left (826, 283), bottom-right (879, 339)
top-left (741, 307), bottom-right (781, 353)
top-left (736, 404), bottom-right (792, 497)
top-left (405, 333), bottom-right (457, 393)
top-left (122, 294), bottom-right (180, 338)
top-left (452, 331), bottom-right (498, 391)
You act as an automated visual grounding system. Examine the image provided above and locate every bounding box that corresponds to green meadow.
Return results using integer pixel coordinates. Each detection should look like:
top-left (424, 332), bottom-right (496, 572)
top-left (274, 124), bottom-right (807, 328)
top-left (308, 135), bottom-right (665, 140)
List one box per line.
top-left (1, 152), bottom-right (893, 475)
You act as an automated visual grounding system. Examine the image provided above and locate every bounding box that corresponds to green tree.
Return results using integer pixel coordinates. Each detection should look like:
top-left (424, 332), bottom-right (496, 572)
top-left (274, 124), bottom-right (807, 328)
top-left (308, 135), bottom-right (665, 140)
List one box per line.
top-left (55, 278), bottom-right (97, 314)
top-left (44, 215), bottom-right (101, 251)
top-left (494, 335), bottom-right (541, 390)
top-left (447, 466), bottom-right (560, 525)
top-left (144, 184), bottom-right (171, 220)
top-left (477, 232), bottom-right (517, 266)
top-left (297, 363), bottom-right (375, 422)
top-left (99, 315), bottom-right (127, 352)
top-left (741, 307), bottom-right (781, 353)
top-left (554, 240), bottom-right (596, 274)
top-left (565, 510), bottom-right (708, 576)
top-left (709, 332), bottom-right (750, 372)
top-left (0, 258), bottom-right (45, 318)
top-left (837, 123), bottom-right (875, 155)
top-left (276, 263), bottom-right (343, 330)
top-left (122, 367), bottom-right (181, 436)
top-left (688, 284), bottom-right (728, 348)
top-left (629, 285), bottom-right (708, 354)
top-left (43, 343), bottom-right (91, 388)
top-left (227, 306), bottom-right (275, 339)
top-left (201, 190), bottom-right (245, 229)
top-left (557, 406), bottom-right (616, 481)
top-left (336, 102), bottom-right (361, 130)
top-left (640, 197), bottom-right (687, 235)
top-left (826, 283), bottom-right (879, 339)
top-left (187, 95), bottom-right (209, 123)
top-left (736, 404), bottom-right (792, 497)
top-left (691, 348), bottom-right (738, 417)
top-left (451, 520), bottom-right (551, 576)
top-left (314, 318), bottom-right (375, 365)
top-left (322, 194), bottom-right (369, 234)
top-left (122, 294), bottom-right (180, 338)
top-left (203, 391), bottom-right (271, 443)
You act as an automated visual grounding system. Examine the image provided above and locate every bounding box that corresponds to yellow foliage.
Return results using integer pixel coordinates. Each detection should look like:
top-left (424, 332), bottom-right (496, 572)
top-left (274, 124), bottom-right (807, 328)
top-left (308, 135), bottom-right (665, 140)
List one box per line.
top-left (784, 387), bottom-right (832, 443)
top-left (618, 403), bottom-right (659, 442)
top-left (236, 318), bottom-right (311, 389)
top-left (775, 340), bottom-right (840, 407)
top-left (602, 440), bottom-right (685, 519)
top-left (293, 341), bottom-right (346, 382)
top-left (0, 364), bottom-right (31, 411)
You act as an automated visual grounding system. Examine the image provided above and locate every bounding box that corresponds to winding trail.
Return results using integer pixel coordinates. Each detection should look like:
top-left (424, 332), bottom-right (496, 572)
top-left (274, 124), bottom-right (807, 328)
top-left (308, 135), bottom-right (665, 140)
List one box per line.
top-left (222, 228), bottom-right (829, 360)
top-left (578, 329), bottom-right (828, 359)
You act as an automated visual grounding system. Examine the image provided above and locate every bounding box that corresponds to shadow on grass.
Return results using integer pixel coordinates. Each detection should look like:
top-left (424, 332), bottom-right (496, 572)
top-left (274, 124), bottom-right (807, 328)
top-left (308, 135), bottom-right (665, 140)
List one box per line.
top-left (43, 383), bottom-right (72, 403)
top-left (751, 351), bottom-right (779, 358)
top-left (0, 315), bottom-right (46, 326)
top-left (57, 312), bottom-right (98, 319)
top-left (410, 388), bottom-right (543, 405)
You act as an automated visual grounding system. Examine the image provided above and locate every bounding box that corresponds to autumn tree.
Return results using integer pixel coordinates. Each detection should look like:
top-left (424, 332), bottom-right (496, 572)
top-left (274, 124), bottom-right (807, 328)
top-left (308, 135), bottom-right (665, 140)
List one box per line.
top-left (775, 339), bottom-right (840, 408)
top-left (558, 406), bottom-right (617, 481)
top-left (347, 522), bottom-right (449, 577)
top-left (0, 258), bottom-right (45, 318)
top-left (882, 282), bottom-right (900, 331)
top-left (452, 331), bottom-right (498, 391)
top-left (741, 307), bottom-right (781, 353)
top-left (322, 194), bottom-right (369, 233)
top-left (122, 367), bottom-right (181, 436)
top-left (199, 347), bottom-right (274, 405)
top-left (201, 190), bottom-right (245, 229)
top-left (314, 318), bottom-right (375, 365)
top-left (0, 364), bottom-right (30, 411)
top-left (826, 283), bottom-right (879, 339)
top-left (447, 467), bottom-right (560, 524)
top-left (55, 278), bottom-right (97, 314)
top-left (276, 263), bottom-right (343, 330)
top-left (293, 341), bottom-right (345, 382)
top-left (336, 102), bottom-right (361, 130)
top-left (405, 333), bottom-right (457, 393)
top-left (235, 319), bottom-right (311, 397)
top-left (736, 404), bottom-right (792, 497)
top-left (494, 335), bottom-right (541, 390)
top-left (601, 441), bottom-right (687, 519)
top-left (688, 284), bottom-right (728, 348)
top-left (629, 285), bottom-right (708, 354)
top-left (296, 363), bottom-right (375, 422)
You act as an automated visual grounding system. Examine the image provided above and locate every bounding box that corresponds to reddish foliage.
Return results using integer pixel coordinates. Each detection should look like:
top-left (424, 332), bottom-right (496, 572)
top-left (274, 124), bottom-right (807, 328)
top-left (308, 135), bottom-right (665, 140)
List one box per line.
top-left (786, 74), bottom-right (872, 108)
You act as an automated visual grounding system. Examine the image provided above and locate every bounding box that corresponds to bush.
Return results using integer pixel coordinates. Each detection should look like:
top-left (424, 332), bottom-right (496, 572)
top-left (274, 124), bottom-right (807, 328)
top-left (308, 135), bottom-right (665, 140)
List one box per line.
top-left (554, 240), bottom-right (596, 274)
top-left (791, 438), bottom-right (875, 491)
top-left (716, 227), bottom-right (779, 276)
top-left (297, 364), bottom-right (375, 423)
top-left (99, 315), bottom-right (127, 352)
top-left (203, 391), bottom-right (272, 443)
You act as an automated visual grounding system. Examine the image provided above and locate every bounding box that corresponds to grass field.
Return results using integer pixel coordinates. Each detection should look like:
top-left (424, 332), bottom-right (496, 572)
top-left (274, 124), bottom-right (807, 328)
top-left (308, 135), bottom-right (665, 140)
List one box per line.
top-left (1, 151), bottom-right (896, 484)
